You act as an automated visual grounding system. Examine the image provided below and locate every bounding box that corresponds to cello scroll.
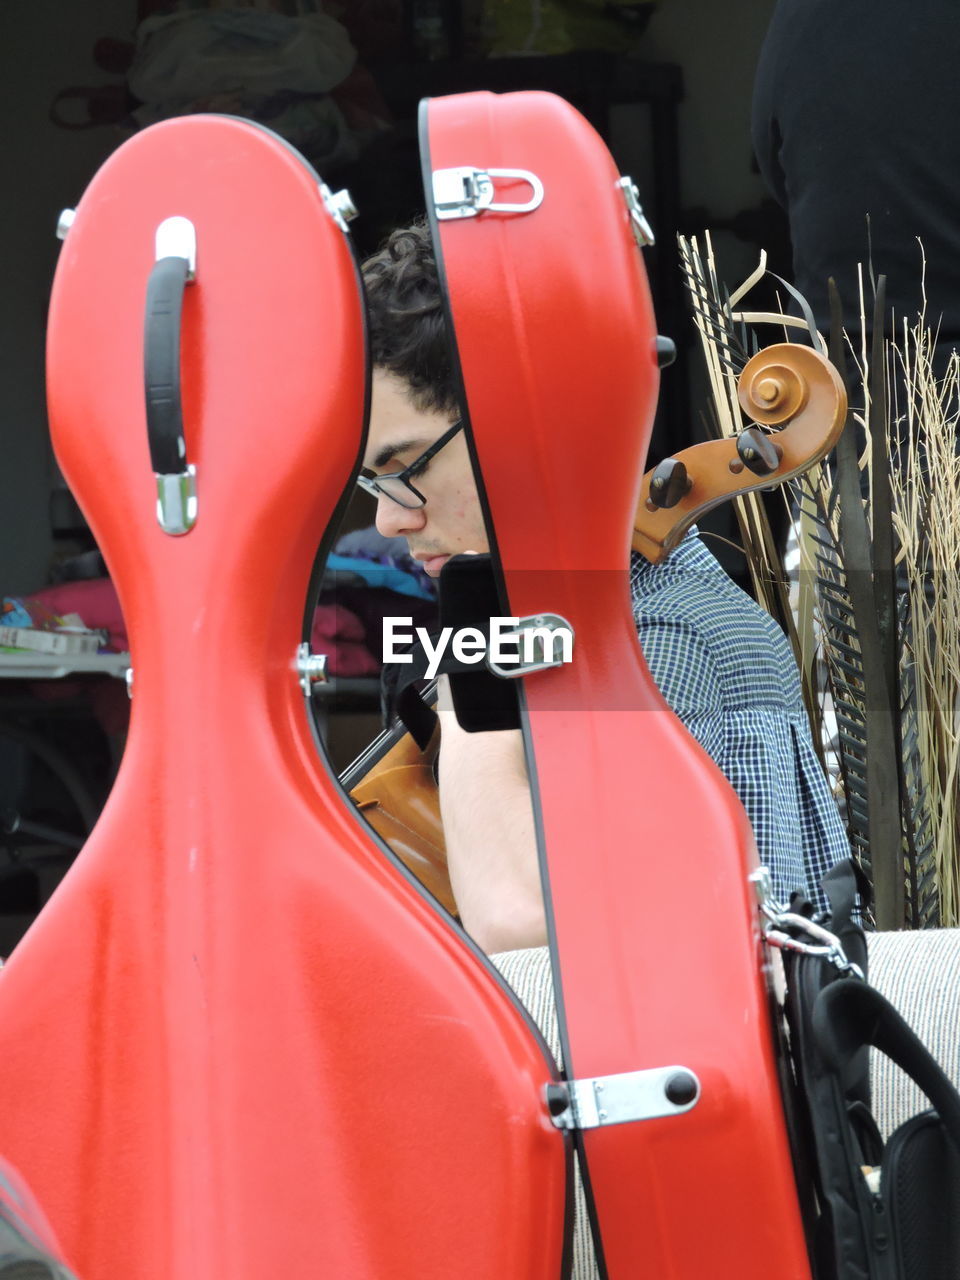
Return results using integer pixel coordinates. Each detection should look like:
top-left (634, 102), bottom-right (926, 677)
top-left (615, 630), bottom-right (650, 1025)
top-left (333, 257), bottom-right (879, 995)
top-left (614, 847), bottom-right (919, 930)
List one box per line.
top-left (632, 343), bottom-right (846, 563)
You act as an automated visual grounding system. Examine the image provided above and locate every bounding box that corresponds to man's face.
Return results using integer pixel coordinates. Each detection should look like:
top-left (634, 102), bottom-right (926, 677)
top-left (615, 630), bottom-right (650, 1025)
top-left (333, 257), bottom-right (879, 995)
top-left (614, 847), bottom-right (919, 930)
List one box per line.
top-left (362, 370), bottom-right (489, 578)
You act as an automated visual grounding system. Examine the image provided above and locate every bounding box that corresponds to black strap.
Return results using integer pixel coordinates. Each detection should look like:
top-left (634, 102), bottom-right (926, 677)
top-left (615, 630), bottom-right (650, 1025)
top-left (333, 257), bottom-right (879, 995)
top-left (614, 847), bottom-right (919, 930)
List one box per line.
top-left (385, 646), bottom-right (447, 751)
top-left (789, 858), bottom-right (867, 923)
top-left (821, 858), bottom-right (865, 924)
top-left (384, 629), bottom-right (520, 749)
top-left (822, 858), bottom-right (870, 978)
top-left (144, 255), bottom-right (189, 475)
top-left (813, 979), bottom-right (960, 1154)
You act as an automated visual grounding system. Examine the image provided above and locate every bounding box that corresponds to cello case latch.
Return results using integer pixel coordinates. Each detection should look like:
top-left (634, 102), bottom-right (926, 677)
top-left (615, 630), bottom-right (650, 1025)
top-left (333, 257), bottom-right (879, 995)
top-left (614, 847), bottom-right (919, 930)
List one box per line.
top-left (432, 166), bottom-right (544, 220)
top-left (484, 613), bottom-right (573, 679)
top-left (319, 183), bottom-right (358, 233)
top-left (616, 176), bottom-right (655, 248)
top-left (296, 642), bottom-right (328, 697)
top-left (546, 1065), bottom-right (701, 1131)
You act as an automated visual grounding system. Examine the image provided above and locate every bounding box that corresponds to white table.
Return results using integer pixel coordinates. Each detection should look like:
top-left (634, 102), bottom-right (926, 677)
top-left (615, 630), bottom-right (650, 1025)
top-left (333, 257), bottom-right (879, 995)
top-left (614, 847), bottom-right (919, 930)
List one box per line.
top-left (0, 652), bottom-right (129, 681)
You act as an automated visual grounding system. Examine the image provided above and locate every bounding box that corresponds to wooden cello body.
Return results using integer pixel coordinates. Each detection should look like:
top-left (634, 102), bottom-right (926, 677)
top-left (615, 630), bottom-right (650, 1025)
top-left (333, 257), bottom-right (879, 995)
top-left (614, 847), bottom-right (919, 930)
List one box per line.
top-left (0, 116), bottom-right (566, 1278)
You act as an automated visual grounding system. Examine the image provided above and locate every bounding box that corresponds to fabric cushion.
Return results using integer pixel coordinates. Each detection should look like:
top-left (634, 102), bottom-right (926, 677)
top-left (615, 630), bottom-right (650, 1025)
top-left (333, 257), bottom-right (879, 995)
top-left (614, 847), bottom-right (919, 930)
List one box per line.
top-left (494, 928), bottom-right (960, 1276)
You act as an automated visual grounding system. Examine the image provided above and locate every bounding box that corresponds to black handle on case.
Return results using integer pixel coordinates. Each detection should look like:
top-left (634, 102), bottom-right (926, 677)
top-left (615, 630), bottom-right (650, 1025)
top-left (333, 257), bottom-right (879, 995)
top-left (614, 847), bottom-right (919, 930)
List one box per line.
top-left (144, 254), bottom-right (190, 476)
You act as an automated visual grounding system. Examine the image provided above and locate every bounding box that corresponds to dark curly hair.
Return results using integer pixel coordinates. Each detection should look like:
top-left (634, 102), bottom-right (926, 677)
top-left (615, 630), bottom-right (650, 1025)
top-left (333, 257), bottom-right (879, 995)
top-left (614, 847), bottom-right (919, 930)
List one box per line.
top-left (361, 220), bottom-right (458, 416)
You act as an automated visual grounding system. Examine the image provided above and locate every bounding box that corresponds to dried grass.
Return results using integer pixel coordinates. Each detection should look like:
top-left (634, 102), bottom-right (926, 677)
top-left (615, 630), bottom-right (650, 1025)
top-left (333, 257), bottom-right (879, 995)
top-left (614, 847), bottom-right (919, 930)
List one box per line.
top-left (790, 270), bottom-right (952, 927)
top-left (678, 237), bottom-right (958, 925)
top-left (886, 322), bottom-right (960, 924)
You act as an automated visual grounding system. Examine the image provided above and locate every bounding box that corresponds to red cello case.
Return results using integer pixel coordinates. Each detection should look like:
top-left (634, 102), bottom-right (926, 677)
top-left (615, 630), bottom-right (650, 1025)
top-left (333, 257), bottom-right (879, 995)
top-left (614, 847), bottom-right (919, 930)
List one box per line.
top-left (0, 116), bottom-right (567, 1278)
top-left (423, 90), bottom-right (813, 1277)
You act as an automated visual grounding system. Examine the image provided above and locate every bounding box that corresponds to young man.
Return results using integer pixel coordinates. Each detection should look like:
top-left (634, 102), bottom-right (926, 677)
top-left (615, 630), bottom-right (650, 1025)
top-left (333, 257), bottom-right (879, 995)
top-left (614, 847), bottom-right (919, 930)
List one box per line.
top-left (359, 222), bottom-right (849, 954)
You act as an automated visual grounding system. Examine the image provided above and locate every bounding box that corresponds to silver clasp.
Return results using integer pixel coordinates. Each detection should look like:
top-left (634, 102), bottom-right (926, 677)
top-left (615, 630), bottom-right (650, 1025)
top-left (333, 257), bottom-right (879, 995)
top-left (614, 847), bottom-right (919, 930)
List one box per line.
top-left (546, 1065), bottom-right (700, 1131)
top-left (750, 866), bottom-right (864, 978)
top-left (320, 183), bottom-right (358, 233)
top-left (56, 208), bottom-right (76, 241)
top-left (155, 465), bottom-right (198, 537)
top-left (485, 613), bottom-right (573, 679)
top-left (432, 166), bottom-right (544, 220)
top-left (616, 176), bottom-right (655, 248)
top-left (296, 642), bottom-right (328, 697)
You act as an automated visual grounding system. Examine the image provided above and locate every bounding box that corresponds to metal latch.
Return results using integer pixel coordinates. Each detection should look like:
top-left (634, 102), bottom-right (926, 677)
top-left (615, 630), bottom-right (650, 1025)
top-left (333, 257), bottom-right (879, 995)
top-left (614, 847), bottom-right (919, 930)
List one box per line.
top-left (545, 1066), bottom-right (700, 1131)
top-left (320, 182), bottom-right (358, 233)
top-left (749, 866), bottom-right (865, 979)
top-left (56, 208), bottom-right (76, 241)
top-left (616, 176), bottom-right (655, 248)
top-left (485, 613), bottom-right (573, 678)
top-left (432, 166), bottom-right (544, 220)
top-left (296, 642), bottom-right (328, 696)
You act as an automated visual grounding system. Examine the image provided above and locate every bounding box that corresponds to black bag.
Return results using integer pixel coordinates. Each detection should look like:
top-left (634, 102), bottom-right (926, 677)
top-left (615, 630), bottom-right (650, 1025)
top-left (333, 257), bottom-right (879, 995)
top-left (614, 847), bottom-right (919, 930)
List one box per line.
top-left (775, 861), bottom-right (960, 1280)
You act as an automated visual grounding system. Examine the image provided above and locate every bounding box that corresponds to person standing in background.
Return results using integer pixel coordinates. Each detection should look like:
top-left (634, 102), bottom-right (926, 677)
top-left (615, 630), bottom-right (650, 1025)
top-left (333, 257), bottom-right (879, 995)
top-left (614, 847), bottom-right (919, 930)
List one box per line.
top-left (752, 0), bottom-right (960, 350)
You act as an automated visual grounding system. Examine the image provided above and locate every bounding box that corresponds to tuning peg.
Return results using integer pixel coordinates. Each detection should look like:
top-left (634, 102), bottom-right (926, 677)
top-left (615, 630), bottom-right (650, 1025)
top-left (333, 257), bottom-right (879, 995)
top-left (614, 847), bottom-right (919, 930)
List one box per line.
top-left (655, 335), bottom-right (677, 368)
top-left (646, 457), bottom-right (692, 510)
top-left (733, 426), bottom-right (782, 477)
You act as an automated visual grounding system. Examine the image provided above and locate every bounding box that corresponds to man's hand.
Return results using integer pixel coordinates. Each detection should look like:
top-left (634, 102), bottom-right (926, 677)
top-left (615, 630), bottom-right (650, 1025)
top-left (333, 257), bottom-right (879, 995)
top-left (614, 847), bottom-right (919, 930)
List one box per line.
top-left (436, 674), bottom-right (547, 953)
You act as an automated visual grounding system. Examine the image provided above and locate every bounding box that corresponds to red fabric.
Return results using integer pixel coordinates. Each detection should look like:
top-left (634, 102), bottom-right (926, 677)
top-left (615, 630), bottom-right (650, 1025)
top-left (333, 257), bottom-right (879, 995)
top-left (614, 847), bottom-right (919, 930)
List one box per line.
top-left (310, 602), bottom-right (379, 676)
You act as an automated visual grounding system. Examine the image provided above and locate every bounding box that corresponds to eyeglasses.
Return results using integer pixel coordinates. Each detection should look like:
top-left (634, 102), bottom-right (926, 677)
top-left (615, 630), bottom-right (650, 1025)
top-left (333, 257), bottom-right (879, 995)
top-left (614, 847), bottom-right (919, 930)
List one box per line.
top-left (356, 418), bottom-right (464, 509)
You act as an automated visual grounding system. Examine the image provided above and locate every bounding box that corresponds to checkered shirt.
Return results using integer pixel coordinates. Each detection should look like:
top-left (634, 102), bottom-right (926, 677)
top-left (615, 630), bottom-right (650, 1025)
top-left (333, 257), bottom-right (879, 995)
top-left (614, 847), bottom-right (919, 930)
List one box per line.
top-left (631, 532), bottom-right (848, 908)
